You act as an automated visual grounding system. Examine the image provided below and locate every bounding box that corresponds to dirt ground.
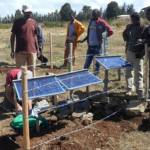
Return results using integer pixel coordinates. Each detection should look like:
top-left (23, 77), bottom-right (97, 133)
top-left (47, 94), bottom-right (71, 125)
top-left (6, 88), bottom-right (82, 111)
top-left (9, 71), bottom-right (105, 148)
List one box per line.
top-left (1, 92), bottom-right (150, 150)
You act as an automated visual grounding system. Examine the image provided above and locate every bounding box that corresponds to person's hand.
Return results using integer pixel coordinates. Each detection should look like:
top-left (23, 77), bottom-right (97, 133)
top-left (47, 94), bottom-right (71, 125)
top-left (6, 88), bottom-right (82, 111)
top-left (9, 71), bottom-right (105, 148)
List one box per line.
top-left (10, 51), bottom-right (15, 59)
top-left (77, 40), bottom-right (83, 43)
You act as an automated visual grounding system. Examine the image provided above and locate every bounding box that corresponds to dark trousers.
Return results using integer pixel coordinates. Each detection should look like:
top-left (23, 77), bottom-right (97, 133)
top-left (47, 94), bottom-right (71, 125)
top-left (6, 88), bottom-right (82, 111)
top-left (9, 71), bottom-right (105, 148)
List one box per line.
top-left (84, 46), bottom-right (101, 72)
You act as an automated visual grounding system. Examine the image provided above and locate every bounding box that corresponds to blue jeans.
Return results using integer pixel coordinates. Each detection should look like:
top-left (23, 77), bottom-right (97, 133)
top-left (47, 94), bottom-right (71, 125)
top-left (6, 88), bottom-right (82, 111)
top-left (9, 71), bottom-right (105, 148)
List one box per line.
top-left (84, 46), bottom-right (101, 72)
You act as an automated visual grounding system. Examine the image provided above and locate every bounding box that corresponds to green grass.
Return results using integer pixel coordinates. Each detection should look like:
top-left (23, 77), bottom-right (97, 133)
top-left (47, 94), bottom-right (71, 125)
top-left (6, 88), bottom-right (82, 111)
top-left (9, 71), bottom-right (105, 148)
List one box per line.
top-left (0, 23), bottom-right (11, 29)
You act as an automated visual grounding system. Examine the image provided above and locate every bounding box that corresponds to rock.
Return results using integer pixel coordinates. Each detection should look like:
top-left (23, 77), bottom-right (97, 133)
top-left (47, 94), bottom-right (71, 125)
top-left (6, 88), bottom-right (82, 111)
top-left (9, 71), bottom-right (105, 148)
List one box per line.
top-left (126, 101), bottom-right (148, 113)
top-left (45, 72), bottom-right (55, 76)
top-left (82, 112), bottom-right (93, 126)
top-left (72, 112), bottom-right (86, 119)
top-left (48, 115), bottom-right (58, 123)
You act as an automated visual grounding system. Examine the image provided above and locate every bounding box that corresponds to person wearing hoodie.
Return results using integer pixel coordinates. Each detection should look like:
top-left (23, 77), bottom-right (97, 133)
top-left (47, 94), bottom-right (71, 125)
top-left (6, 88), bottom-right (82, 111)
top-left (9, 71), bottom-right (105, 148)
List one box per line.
top-left (79, 9), bottom-right (113, 74)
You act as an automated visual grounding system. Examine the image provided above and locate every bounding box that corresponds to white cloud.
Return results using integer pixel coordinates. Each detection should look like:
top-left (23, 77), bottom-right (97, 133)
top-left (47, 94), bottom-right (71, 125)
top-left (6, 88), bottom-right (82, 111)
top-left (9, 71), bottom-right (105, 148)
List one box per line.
top-left (0, 0), bottom-right (149, 17)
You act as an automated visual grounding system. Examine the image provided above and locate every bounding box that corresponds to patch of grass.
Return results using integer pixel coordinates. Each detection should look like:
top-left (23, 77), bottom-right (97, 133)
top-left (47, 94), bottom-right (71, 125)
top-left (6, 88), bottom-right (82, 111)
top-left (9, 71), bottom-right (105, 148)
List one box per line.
top-left (44, 21), bottom-right (65, 28)
top-left (0, 23), bottom-right (11, 29)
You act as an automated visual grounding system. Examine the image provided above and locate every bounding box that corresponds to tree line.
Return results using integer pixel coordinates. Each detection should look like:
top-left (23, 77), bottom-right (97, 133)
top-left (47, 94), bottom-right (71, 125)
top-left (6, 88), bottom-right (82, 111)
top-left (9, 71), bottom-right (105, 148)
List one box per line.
top-left (0, 1), bottom-right (136, 23)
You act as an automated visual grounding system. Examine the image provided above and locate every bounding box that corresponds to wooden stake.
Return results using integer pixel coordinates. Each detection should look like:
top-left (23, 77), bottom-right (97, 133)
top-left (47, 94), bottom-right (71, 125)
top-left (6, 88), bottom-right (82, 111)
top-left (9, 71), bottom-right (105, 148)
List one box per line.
top-left (49, 32), bottom-right (53, 69)
top-left (22, 66), bottom-right (30, 150)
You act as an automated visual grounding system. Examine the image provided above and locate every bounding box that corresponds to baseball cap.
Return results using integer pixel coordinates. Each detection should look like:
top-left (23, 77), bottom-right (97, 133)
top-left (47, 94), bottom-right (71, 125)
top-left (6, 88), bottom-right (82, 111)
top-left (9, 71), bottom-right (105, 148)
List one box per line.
top-left (22, 5), bottom-right (32, 13)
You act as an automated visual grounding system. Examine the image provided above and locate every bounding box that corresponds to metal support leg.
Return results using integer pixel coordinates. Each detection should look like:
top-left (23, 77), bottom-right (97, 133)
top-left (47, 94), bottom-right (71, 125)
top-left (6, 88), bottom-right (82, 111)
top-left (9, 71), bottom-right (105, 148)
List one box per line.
top-left (104, 70), bottom-right (109, 92)
top-left (118, 69), bottom-right (121, 81)
top-left (52, 95), bottom-right (57, 105)
top-left (145, 44), bottom-right (149, 100)
top-left (69, 90), bottom-right (74, 113)
top-left (86, 86), bottom-right (89, 96)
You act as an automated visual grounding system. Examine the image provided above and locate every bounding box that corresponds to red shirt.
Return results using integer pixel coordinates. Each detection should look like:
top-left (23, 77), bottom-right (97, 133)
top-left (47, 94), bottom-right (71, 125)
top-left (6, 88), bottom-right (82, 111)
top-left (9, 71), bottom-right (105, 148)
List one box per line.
top-left (6, 69), bottom-right (21, 87)
top-left (11, 17), bottom-right (38, 53)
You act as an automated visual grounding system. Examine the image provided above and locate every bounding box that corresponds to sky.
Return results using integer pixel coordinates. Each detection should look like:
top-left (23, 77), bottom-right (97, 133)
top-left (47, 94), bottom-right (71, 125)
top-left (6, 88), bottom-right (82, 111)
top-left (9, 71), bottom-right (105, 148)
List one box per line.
top-left (0, 0), bottom-right (149, 17)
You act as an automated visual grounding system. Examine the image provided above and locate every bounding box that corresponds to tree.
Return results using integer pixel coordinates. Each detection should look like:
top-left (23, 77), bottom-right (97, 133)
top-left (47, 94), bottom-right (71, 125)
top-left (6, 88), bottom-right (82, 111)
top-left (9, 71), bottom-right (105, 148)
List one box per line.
top-left (77, 5), bottom-right (92, 21)
top-left (106, 1), bottom-right (121, 19)
top-left (15, 9), bottom-right (22, 19)
top-left (127, 4), bottom-right (135, 15)
top-left (59, 3), bottom-right (74, 21)
top-left (82, 5), bottom-right (92, 20)
top-left (100, 7), bottom-right (103, 17)
top-left (121, 3), bottom-right (127, 14)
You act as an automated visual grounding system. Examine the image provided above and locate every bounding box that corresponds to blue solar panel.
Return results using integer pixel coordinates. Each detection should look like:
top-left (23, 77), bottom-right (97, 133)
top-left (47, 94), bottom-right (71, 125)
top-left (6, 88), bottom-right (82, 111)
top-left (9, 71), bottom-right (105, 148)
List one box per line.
top-left (57, 70), bottom-right (103, 90)
top-left (96, 56), bottom-right (131, 70)
top-left (13, 76), bottom-right (66, 100)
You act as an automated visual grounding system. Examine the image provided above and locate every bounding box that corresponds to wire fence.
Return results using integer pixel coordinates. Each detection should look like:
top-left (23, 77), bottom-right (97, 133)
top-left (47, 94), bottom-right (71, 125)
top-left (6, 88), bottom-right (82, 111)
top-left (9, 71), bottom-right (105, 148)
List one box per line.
top-left (31, 109), bottom-right (121, 149)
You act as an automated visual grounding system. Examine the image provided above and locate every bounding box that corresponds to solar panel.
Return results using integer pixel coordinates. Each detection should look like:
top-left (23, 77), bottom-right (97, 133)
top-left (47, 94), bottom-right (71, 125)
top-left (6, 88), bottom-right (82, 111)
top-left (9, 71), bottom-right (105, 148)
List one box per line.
top-left (57, 70), bottom-right (103, 90)
top-left (13, 75), bottom-right (66, 100)
top-left (96, 56), bottom-right (131, 70)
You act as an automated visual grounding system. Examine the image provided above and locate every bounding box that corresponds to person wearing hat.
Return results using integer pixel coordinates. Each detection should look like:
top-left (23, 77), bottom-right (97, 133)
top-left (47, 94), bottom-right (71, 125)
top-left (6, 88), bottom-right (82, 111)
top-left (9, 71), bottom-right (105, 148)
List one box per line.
top-left (10, 5), bottom-right (39, 75)
top-left (123, 12), bottom-right (145, 99)
top-left (62, 15), bottom-right (85, 67)
top-left (79, 9), bottom-right (113, 73)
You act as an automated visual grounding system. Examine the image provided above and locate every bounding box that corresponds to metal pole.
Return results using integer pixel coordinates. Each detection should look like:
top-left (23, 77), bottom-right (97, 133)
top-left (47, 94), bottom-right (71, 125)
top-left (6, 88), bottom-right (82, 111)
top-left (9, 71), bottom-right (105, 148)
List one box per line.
top-left (49, 32), bottom-right (53, 69)
top-left (93, 56), bottom-right (96, 73)
top-left (118, 69), bottom-right (121, 81)
top-left (33, 66), bottom-right (36, 77)
top-left (104, 70), bottom-right (109, 92)
top-left (145, 43), bottom-right (149, 100)
top-left (22, 66), bottom-right (30, 150)
top-left (68, 42), bottom-right (73, 72)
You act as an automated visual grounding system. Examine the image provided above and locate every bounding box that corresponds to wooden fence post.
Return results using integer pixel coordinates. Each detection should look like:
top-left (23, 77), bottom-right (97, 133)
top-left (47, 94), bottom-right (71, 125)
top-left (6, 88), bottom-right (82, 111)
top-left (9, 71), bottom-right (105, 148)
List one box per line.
top-left (68, 42), bottom-right (73, 72)
top-left (49, 32), bottom-right (53, 69)
top-left (22, 66), bottom-right (30, 150)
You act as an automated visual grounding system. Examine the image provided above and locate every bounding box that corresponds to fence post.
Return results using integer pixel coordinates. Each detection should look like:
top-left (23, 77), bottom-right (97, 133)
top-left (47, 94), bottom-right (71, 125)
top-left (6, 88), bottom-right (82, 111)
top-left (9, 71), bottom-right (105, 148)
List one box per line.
top-left (22, 66), bottom-right (30, 150)
top-left (145, 43), bottom-right (149, 100)
top-left (49, 32), bottom-right (53, 69)
top-left (68, 42), bottom-right (73, 72)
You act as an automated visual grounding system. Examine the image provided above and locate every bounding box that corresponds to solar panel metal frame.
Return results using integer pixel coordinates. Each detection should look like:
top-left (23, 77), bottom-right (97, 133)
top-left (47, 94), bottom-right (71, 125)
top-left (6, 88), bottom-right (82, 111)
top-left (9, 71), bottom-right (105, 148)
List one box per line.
top-left (56, 69), bottom-right (103, 91)
top-left (13, 75), bottom-right (66, 101)
top-left (95, 55), bottom-right (131, 70)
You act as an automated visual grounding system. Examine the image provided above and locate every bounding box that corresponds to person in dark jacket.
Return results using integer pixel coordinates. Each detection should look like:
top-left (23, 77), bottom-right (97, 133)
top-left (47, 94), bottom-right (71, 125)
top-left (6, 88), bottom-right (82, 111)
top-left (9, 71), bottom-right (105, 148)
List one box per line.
top-left (37, 24), bottom-right (48, 66)
top-left (79, 9), bottom-right (113, 74)
top-left (142, 6), bottom-right (150, 98)
top-left (123, 12), bottom-right (144, 99)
